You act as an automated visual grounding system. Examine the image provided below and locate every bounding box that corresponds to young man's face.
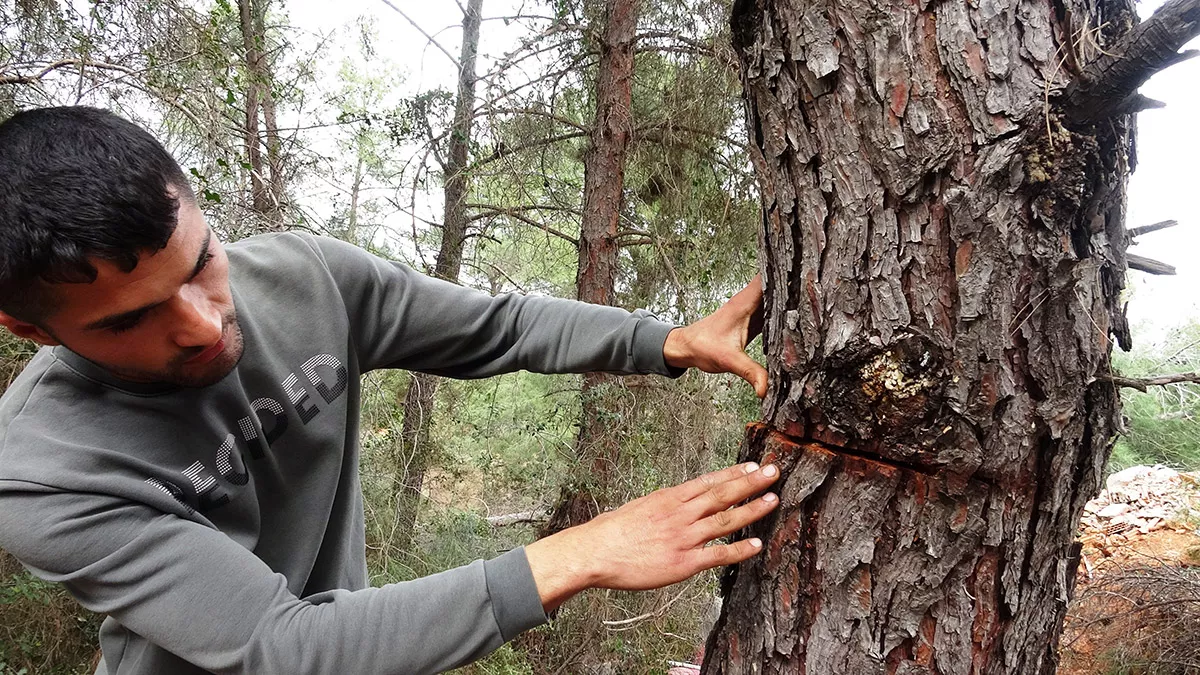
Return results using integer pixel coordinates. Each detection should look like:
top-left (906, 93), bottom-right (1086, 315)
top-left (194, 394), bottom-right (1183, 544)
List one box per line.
top-left (15, 198), bottom-right (244, 387)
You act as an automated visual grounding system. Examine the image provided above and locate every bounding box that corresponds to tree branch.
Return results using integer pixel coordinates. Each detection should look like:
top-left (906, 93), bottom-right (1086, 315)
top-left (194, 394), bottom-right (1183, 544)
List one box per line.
top-left (485, 508), bottom-right (549, 526)
top-left (467, 130), bottom-right (590, 170)
top-left (467, 205), bottom-right (579, 246)
top-left (474, 106), bottom-right (588, 131)
top-left (0, 59), bottom-right (135, 86)
top-left (1099, 372), bottom-right (1200, 392)
top-left (379, 0), bottom-right (462, 70)
top-left (1127, 253), bottom-right (1177, 275)
top-left (1128, 219), bottom-right (1180, 238)
top-left (1063, 0), bottom-right (1200, 121)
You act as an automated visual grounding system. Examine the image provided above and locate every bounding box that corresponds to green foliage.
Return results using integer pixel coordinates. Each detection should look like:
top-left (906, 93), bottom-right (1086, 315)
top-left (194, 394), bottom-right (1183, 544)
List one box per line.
top-left (1112, 321), bottom-right (1200, 472)
top-left (0, 552), bottom-right (101, 675)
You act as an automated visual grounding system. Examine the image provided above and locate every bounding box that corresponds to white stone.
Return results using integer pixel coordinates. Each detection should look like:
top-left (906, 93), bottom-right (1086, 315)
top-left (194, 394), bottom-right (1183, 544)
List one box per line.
top-left (1097, 503), bottom-right (1132, 518)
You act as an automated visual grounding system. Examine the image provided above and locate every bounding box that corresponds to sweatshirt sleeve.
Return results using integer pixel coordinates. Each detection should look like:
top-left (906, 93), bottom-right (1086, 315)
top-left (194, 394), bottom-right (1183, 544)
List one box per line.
top-left (304, 235), bottom-right (684, 377)
top-left (0, 483), bottom-right (547, 675)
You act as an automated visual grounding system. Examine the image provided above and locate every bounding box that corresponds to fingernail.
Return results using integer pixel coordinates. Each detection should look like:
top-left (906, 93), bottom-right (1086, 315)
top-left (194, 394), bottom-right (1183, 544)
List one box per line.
top-left (744, 462), bottom-right (759, 474)
top-left (750, 538), bottom-right (762, 548)
top-left (762, 493), bottom-right (777, 503)
top-left (762, 464), bottom-right (778, 477)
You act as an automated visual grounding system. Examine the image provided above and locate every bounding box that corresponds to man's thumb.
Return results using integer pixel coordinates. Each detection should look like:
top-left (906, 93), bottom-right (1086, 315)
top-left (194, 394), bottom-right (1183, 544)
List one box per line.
top-left (733, 354), bottom-right (768, 398)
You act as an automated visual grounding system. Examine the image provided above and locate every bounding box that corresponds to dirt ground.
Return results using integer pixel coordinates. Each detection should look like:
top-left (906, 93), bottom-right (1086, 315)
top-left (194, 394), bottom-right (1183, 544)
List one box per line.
top-left (1059, 524), bottom-right (1200, 674)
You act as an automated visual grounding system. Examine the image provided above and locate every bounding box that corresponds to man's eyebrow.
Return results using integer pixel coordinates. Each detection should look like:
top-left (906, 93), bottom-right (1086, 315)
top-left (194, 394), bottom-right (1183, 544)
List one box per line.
top-left (188, 229), bottom-right (213, 281)
top-left (84, 230), bottom-right (213, 331)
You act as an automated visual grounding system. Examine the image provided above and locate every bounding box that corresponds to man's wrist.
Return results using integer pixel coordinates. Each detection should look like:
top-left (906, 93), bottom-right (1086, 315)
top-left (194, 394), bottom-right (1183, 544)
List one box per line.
top-left (662, 326), bottom-right (691, 370)
top-left (525, 526), bottom-right (603, 612)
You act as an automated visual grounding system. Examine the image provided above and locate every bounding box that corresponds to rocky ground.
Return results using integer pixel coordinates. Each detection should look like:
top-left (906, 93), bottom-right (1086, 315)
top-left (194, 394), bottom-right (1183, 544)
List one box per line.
top-left (1061, 465), bottom-right (1200, 674)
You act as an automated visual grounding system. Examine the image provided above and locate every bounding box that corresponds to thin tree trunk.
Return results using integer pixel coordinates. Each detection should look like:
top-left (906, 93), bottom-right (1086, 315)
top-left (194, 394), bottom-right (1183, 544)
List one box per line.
top-left (253, 0), bottom-right (284, 217)
top-left (392, 0), bottom-right (484, 551)
top-left (697, 0), bottom-right (1199, 671)
top-left (237, 0), bottom-right (268, 216)
top-left (347, 155), bottom-right (363, 244)
top-left (542, 0), bottom-right (642, 536)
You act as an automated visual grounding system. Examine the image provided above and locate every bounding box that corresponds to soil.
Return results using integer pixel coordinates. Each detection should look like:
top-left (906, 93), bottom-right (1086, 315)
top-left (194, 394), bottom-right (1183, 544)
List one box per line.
top-left (1059, 523), bottom-right (1200, 674)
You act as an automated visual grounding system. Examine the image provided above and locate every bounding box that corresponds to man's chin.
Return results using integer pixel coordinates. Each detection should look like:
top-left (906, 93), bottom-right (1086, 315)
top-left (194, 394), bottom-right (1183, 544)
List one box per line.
top-left (175, 326), bottom-right (245, 388)
top-left (104, 322), bottom-right (246, 388)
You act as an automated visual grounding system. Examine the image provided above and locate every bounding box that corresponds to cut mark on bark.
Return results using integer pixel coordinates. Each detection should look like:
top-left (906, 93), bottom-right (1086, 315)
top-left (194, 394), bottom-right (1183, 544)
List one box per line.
top-left (752, 422), bottom-right (942, 478)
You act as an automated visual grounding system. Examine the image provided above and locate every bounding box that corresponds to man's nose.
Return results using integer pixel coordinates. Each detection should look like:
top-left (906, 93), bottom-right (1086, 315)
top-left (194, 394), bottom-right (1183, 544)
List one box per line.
top-left (170, 288), bottom-right (223, 348)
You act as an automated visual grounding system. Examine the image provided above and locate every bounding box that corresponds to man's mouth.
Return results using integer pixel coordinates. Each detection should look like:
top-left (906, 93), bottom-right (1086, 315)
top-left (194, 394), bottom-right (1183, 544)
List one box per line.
top-left (185, 338), bottom-right (226, 366)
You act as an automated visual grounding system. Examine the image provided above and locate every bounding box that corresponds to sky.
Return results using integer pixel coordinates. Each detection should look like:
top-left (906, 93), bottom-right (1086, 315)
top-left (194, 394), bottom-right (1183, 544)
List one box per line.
top-left (288, 0), bottom-right (1199, 347)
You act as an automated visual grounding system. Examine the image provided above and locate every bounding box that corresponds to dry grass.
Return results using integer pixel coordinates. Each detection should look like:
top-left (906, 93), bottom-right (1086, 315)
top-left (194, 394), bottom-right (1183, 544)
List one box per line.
top-left (1063, 544), bottom-right (1200, 674)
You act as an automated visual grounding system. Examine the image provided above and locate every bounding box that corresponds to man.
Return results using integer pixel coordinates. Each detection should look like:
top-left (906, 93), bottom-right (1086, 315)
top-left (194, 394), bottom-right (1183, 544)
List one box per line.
top-left (0, 107), bottom-right (779, 674)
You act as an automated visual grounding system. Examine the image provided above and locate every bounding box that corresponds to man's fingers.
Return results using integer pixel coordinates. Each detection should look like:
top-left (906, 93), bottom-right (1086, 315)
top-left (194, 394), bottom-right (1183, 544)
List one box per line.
top-left (694, 537), bottom-right (764, 572)
top-left (688, 463), bottom-right (778, 517)
top-left (731, 274), bottom-right (763, 308)
top-left (695, 492), bottom-right (778, 542)
top-left (729, 352), bottom-right (769, 398)
top-left (675, 462), bottom-right (762, 502)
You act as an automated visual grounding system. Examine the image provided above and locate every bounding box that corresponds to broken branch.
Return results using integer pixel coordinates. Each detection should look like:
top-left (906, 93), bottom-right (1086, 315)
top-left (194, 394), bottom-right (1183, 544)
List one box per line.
top-left (1128, 219), bottom-right (1180, 238)
top-left (1126, 253), bottom-right (1177, 275)
top-left (486, 509), bottom-right (550, 527)
top-left (1063, 0), bottom-right (1200, 121)
top-left (1099, 372), bottom-right (1200, 392)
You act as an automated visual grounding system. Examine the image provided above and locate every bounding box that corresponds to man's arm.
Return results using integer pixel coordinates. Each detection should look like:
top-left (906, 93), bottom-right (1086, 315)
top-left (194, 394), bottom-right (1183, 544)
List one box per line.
top-left (307, 235), bottom-right (682, 378)
top-left (0, 464), bottom-right (778, 674)
top-left (0, 483), bottom-right (544, 674)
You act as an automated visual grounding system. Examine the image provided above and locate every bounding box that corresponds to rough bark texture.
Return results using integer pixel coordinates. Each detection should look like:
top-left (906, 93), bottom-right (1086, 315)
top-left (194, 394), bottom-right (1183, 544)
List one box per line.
top-left (703, 0), bottom-right (1147, 670)
top-left (543, 0), bottom-right (641, 534)
top-left (392, 0), bottom-right (484, 550)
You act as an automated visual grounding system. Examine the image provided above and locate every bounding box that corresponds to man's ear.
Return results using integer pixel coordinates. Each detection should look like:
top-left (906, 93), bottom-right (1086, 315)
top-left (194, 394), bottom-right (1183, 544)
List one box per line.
top-left (0, 312), bottom-right (60, 346)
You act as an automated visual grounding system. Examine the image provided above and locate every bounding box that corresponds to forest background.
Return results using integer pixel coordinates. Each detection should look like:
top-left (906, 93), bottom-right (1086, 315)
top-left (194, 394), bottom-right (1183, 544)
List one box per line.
top-left (0, 0), bottom-right (1196, 673)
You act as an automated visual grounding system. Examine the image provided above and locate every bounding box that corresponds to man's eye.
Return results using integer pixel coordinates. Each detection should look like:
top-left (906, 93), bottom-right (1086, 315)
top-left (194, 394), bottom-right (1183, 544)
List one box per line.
top-left (109, 317), bottom-right (143, 334)
top-left (198, 252), bottom-right (215, 273)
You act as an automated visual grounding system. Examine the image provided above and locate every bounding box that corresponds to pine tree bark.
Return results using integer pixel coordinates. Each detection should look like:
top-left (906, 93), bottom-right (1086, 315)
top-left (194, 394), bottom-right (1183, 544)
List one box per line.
top-left (392, 0), bottom-right (484, 551)
top-left (542, 0), bottom-right (641, 534)
top-left (700, 0), bottom-right (1164, 670)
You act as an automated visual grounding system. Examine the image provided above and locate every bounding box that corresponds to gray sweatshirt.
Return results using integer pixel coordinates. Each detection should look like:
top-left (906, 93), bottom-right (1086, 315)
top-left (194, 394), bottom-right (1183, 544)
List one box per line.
top-left (0, 233), bottom-right (680, 674)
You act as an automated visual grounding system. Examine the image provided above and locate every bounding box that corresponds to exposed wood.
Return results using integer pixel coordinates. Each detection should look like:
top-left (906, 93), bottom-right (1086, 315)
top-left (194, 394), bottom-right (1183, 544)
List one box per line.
top-left (1127, 253), bottom-right (1177, 275)
top-left (1063, 0), bottom-right (1200, 121)
top-left (704, 0), bottom-right (1139, 669)
top-left (1128, 219), bottom-right (1179, 238)
top-left (1099, 371), bottom-right (1200, 392)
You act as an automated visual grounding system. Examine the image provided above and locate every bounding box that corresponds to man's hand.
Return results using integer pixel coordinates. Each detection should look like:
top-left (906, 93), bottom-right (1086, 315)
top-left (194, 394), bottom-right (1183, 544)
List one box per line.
top-left (525, 462), bottom-right (780, 612)
top-left (663, 275), bottom-right (768, 397)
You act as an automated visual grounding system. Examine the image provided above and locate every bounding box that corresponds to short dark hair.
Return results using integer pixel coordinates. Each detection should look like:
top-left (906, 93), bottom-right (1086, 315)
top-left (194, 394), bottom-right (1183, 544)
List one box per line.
top-left (0, 106), bottom-right (193, 322)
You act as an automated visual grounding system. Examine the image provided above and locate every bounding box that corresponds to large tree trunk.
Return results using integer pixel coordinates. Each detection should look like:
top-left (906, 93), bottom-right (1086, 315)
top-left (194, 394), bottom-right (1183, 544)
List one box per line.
top-left (391, 0), bottom-right (484, 552)
top-left (696, 0), bottom-right (1200, 671)
top-left (542, 0), bottom-right (642, 534)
